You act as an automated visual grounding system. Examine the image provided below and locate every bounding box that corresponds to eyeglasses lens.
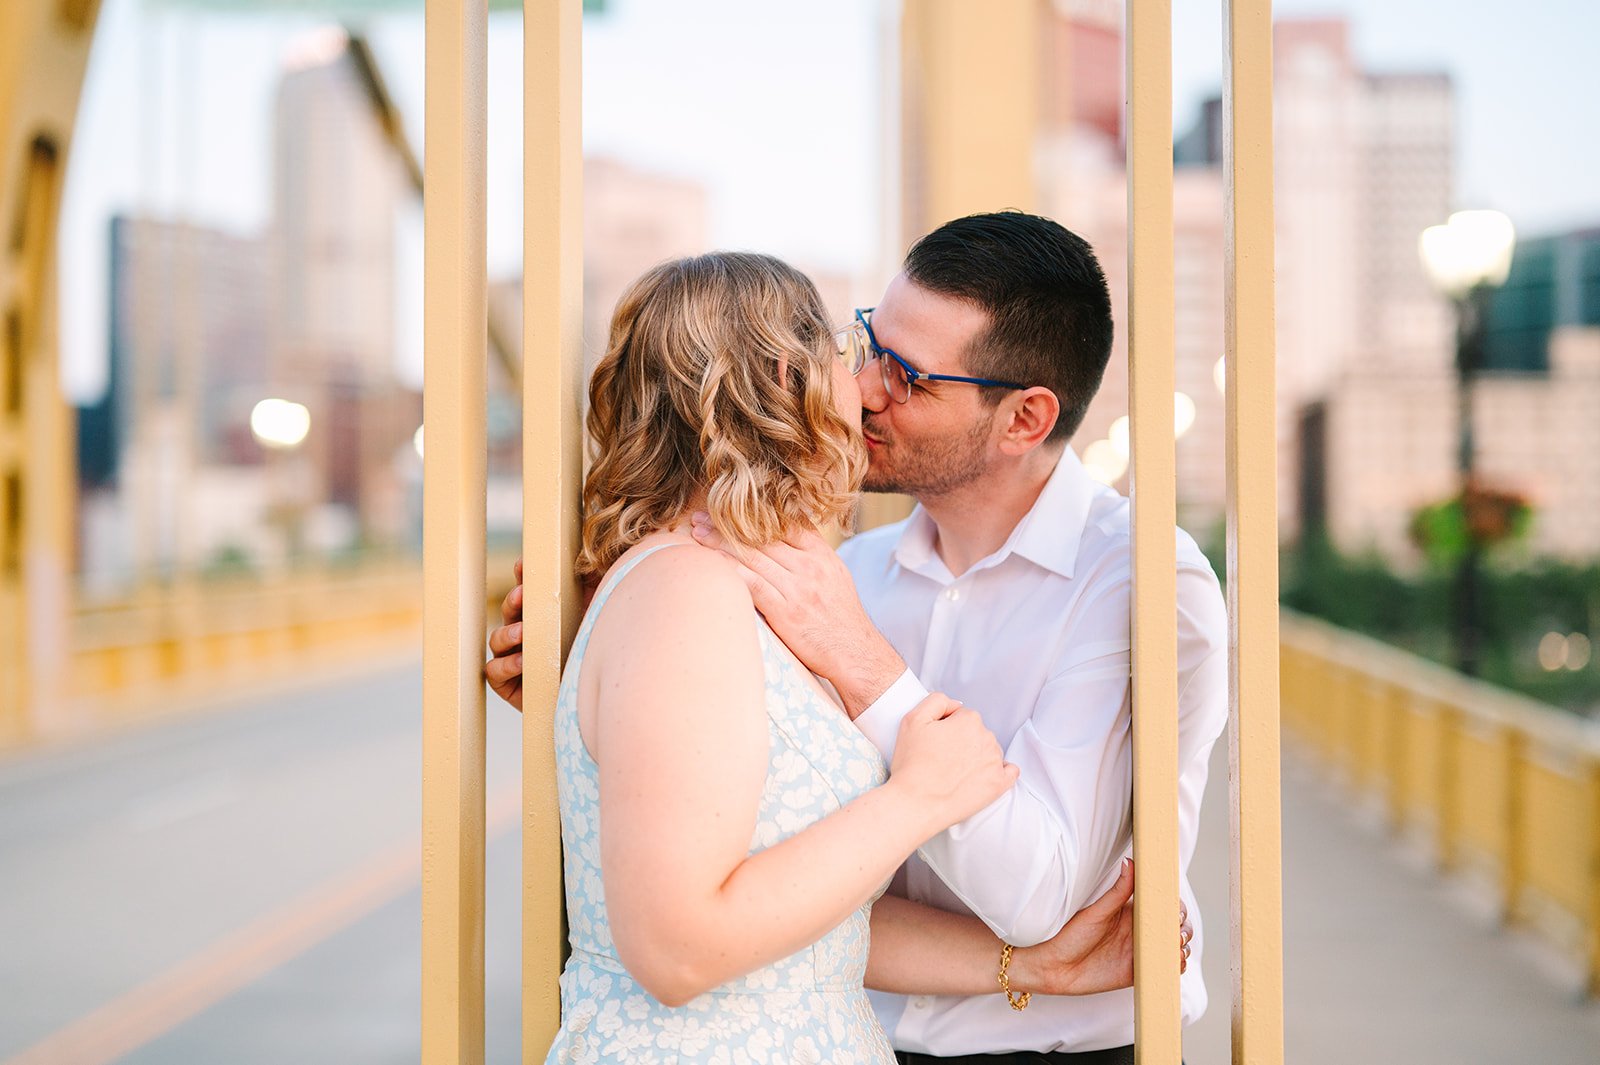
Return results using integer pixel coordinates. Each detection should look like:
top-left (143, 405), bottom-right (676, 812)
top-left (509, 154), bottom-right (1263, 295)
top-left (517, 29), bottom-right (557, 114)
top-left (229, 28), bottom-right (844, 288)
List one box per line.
top-left (881, 352), bottom-right (911, 403)
top-left (835, 327), bottom-right (868, 375)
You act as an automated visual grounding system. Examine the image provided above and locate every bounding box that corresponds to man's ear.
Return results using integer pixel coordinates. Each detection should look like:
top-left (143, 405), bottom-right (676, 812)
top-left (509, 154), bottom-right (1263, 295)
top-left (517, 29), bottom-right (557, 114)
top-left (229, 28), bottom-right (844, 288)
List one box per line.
top-left (997, 387), bottom-right (1061, 455)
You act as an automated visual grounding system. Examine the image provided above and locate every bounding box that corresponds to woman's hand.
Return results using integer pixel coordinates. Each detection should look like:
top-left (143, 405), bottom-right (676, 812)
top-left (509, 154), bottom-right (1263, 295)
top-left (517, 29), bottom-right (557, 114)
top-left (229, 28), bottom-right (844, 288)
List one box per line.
top-left (887, 694), bottom-right (1018, 835)
top-left (1007, 859), bottom-right (1194, 996)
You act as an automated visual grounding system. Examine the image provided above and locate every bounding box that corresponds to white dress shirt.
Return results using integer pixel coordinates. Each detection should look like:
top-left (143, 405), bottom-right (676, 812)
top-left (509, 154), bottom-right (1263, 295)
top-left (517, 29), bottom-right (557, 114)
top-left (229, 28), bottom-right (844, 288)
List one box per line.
top-left (840, 445), bottom-right (1229, 1055)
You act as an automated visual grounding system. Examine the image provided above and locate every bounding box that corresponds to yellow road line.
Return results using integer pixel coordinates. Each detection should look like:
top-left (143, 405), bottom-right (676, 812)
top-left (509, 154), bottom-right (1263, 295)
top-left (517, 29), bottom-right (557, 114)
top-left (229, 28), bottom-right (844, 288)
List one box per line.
top-left (4, 787), bottom-right (520, 1065)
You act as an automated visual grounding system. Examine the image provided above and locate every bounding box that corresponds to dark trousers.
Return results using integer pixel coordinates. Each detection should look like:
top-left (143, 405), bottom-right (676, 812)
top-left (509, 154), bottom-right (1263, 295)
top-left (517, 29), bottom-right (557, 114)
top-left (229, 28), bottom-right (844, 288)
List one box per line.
top-left (895, 1047), bottom-right (1135, 1065)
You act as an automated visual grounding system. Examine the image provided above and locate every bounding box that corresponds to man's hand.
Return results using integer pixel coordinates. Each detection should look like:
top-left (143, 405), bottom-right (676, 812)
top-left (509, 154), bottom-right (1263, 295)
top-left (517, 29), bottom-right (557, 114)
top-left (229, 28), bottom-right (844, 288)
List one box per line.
top-left (485, 557), bottom-right (524, 711)
top-left (688, 515), bottom-right (904, 718)
top-left (1008, 859), bottom-right (1194, 996)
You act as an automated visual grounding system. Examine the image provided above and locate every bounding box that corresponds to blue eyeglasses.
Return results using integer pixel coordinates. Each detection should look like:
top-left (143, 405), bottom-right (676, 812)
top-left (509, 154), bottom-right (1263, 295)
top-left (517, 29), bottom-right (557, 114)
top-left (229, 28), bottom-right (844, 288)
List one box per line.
top-left (835, 307), bottom-right (1028, 404)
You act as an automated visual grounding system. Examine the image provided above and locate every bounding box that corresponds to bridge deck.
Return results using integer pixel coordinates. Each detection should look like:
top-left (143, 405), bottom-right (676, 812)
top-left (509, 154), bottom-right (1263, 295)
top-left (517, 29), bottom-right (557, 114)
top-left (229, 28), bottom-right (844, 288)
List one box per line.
top-left (1, 661), bottom-right (1597, 1064)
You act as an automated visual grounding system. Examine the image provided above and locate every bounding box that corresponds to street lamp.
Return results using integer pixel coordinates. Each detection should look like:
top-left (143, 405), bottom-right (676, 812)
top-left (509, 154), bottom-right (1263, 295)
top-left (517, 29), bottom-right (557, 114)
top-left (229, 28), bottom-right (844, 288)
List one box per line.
top-left (250, 398), bottom-right (312, 450)
top-left (1418, 209), bottom-right (1516, 677)
top-left (251, 397), bottom-right (314, 563)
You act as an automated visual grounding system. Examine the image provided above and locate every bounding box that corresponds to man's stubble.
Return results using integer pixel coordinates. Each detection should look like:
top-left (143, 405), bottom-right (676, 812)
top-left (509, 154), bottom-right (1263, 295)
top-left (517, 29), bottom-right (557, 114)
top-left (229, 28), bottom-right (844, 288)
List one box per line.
top-left (860, 411), bottom-right (995, 500)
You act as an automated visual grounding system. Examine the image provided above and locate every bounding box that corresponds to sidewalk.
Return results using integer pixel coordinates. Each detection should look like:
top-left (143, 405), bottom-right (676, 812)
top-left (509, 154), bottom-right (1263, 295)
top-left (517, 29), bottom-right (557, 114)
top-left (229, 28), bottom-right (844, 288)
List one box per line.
top-left (1184, 742), bottom-right (1600, 1065)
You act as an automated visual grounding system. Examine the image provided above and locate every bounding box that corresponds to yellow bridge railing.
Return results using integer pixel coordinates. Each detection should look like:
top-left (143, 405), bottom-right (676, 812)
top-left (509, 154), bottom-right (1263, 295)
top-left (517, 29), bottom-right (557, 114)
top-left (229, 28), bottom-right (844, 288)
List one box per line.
top-left (0, 563), bottom-right (425, 749)
top-left (1280, 610), bottom-right (1600, 996)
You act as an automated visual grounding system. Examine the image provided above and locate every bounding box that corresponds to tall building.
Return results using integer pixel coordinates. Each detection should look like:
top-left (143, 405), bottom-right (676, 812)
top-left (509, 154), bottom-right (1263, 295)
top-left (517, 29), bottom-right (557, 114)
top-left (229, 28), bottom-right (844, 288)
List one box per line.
top-left (582, 157), bottom-right (710, 363)
top-left (1355, 70), bottom-right (1456, 374)
top-left (1483, 228), bottom-right (1600, 372)
top-left (1322, 227), bottom-right (1600, 559)
top-left (272, 28), bottom-right (404, 387)
top-left (77, 215), bottom-right (273, 584)
top-left (1057, 16), bottom-right (1458, 547)
top-left (268, 29), bottom-right (418, 550)
top-left (81, 215), bottom-right (272, 492)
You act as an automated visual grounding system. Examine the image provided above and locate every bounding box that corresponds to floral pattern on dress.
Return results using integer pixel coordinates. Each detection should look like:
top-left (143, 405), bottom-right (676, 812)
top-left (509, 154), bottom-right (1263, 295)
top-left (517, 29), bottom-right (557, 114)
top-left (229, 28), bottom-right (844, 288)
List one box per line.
top-left (546, 543), bottom-right (895, 1064)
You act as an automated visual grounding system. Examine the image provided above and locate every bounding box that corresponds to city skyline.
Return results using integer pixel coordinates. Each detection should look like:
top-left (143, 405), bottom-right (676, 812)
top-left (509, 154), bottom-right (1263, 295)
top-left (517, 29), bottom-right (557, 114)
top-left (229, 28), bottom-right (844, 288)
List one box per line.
top-left (59, 0), bottom-right (1600, 405)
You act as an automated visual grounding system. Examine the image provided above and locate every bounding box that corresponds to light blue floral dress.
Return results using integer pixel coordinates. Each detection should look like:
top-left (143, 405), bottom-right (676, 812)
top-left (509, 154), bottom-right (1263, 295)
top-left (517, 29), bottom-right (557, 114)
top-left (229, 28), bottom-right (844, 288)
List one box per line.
top-left (545, 542), bottom-right (897, 1065)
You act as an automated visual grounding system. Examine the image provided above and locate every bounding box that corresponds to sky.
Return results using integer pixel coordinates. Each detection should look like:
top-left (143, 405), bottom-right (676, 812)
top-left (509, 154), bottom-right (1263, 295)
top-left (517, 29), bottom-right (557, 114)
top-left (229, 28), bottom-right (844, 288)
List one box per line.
top-left (59, 0), bottom-right (1600, 401)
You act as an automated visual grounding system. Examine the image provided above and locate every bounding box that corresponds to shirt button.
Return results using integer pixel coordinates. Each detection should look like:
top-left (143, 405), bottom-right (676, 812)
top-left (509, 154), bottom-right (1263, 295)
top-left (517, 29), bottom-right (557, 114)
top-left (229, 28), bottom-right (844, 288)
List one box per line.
top-left (911, 996), bottom-right (930, 1010)
top-left (943, 587), bottom-right (960, 601)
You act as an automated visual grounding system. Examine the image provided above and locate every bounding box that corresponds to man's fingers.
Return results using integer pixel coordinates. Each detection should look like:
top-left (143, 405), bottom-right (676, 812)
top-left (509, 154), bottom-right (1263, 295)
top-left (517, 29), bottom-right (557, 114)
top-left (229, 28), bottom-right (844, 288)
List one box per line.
top-left (690, 522), bottom-right (786, 586)
top-left (513, 556), bottom-right (522, 582)
top-left (760, 538), bottom-right (814, 571)
top-left (689, 519), bottom-right (726, 552)
top-left (731, 561), bottom-right (788, 615)
top-left (724, 542), bottom-right (795, 594)
top-left (488, 622), bottom-right (523, 656)
top-left (690, 515), bottom-right (805, 593)
top-left (780, 527), bottom-right (833, 553)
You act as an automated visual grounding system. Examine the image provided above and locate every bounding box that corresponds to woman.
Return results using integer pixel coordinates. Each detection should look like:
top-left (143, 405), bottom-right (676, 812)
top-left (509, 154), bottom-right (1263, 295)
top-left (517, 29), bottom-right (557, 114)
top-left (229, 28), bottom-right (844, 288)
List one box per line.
top-left (497, 253), bottom-right (1167, 1064)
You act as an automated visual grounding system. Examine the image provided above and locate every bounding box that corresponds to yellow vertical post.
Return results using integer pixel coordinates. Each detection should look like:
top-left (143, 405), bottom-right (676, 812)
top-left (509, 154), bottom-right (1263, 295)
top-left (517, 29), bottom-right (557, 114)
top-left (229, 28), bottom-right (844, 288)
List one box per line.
top-left (522, 0), bottom-right (583, 1056)
top-left (1584, 758), bottom-right (1600, 997)
top-left (0, 0), bottom-right (100, 743)
top-left (864, 0), bottom-right (1043, 534)
top-left (1500, 727), bottom-right (1526, 924)
top-left (898, 0), bottom-right (1038, 243)
top-left (1437, 703), bottom-right (1461, 872)
top-left (1124, 1), bottom-right (1181, 1060)
top-left (1386, 684), bottom-right (1408, 833)
top-left (1223, 0), bottom-right (1284, 1061)
top-left (421, 1), bottom-right (488, 1062)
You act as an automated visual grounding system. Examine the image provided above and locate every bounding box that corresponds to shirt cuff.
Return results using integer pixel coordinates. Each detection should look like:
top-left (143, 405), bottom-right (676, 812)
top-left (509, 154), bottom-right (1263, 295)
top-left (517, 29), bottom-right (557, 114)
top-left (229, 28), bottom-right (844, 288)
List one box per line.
top-left (854, 668), bottom-right (930, 765)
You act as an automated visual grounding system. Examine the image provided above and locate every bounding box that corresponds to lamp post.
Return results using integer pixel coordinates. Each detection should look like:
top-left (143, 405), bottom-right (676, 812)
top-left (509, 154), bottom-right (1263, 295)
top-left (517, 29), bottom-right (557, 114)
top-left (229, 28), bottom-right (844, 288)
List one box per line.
top-left (1418, 210), bottom-right (1516, 677)
top-left (250, 397), bottom-right (313, 564)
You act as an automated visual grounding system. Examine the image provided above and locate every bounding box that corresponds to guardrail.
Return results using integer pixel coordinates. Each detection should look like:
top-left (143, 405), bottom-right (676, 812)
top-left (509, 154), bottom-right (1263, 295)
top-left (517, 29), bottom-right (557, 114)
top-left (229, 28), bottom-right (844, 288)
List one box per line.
top-left (1280, 610), bottom-right (1600, 996)
top-left (69, 565), bottom-right (418, 700)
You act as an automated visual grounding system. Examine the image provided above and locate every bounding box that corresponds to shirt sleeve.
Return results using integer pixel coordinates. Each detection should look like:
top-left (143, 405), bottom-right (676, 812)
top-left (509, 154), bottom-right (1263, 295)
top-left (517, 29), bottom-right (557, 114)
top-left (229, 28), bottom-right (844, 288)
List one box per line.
top-left (909, 560), bottom-right (1230, 947)
top-left (853, 668), bottom-right (931, 763)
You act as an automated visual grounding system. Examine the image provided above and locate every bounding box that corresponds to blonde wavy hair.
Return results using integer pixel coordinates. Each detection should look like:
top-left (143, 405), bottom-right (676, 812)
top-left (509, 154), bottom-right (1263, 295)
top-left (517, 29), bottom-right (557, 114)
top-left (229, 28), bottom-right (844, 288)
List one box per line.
top-left (577, 252), bottom-right (866, 582)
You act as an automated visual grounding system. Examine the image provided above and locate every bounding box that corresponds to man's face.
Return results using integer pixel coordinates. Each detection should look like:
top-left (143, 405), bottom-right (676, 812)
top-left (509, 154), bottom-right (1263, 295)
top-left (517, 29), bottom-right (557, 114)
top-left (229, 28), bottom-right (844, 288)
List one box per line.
top-left (858, 273), bottom-right (1001, 498)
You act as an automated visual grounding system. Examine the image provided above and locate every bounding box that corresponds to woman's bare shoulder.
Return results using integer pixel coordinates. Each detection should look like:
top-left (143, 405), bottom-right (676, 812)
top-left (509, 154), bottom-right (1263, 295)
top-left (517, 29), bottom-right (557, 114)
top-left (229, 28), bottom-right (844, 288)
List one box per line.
top-left (593, 534), bottom-right (754, 641)
top-left (584, 534), bottom-right (766, 725)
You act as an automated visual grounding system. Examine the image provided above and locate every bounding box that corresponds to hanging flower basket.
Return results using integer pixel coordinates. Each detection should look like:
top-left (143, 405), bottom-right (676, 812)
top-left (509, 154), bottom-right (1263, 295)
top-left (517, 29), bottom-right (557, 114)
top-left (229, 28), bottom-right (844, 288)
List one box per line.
top-left (1408, 480), bottom-right (1532, 566)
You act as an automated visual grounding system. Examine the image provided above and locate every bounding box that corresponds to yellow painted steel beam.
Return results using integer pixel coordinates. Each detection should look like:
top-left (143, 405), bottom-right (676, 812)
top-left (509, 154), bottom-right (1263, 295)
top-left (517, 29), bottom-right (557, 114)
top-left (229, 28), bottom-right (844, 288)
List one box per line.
top-left (1500, 728), bottom-right (1528, 923)
top-left (521, 0), bottom-right (583, 1056)
top-left (344, 31), bottom-right (520, 387)
top-left (1124, 2), bottom-right (1181, 1061)
top-left (421, 0), bottom-right (489, 1061)
top-left (0, 1), bottom-right (101, 743)
top-left (865, 0), bottom-right (1045, 535)
top-left (1223, 0), bottom-right (1284, 1060)
top-left (898, 0), bottom-right (1038, 238)
top-left (1586, 760), bottom-right (1600, 996)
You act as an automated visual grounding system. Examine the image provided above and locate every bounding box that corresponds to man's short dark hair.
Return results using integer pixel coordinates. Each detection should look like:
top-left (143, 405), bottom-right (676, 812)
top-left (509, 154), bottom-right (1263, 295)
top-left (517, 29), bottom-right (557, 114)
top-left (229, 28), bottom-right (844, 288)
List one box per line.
top-left (902, 211), bottom-right (1114, 444)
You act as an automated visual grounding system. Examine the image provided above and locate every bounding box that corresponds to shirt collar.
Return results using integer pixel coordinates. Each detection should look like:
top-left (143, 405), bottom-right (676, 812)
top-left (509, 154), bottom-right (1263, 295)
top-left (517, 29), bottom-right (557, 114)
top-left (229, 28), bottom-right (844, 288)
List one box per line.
top-left (891, 446), bottom-right (1098, 582)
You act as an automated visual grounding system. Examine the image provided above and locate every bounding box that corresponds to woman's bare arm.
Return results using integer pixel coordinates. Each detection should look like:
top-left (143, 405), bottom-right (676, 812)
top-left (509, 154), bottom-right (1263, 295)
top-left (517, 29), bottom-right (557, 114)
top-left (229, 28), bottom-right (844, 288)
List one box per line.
top-left (866, 860), bottom-right (1190, 998)
top-left (591, 545), bottom-right (1014, 1007)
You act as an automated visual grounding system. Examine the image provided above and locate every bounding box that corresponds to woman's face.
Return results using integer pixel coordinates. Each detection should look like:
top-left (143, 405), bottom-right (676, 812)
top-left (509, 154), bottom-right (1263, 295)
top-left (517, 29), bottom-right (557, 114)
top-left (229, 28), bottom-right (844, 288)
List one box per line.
top-left (830, 352), bottom-right (863, 431)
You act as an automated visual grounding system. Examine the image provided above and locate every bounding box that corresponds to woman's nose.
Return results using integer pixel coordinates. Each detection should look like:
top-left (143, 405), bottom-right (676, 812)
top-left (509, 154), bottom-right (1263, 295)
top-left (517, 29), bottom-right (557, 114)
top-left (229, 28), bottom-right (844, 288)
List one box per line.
top-left (856, 357), bottom-right (891, 413)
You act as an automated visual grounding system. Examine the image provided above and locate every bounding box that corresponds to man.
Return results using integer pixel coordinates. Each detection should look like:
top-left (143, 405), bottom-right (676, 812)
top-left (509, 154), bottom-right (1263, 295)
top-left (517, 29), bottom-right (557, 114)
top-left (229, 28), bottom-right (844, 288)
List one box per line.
top-left (490, 212), bottom-right (1224, 1064)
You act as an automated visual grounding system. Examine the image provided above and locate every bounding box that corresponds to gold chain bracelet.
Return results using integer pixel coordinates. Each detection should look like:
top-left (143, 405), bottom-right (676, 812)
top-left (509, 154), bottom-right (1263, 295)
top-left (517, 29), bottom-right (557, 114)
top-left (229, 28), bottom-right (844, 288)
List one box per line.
top-left (997, 943), bottom-right (1031, 1011)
